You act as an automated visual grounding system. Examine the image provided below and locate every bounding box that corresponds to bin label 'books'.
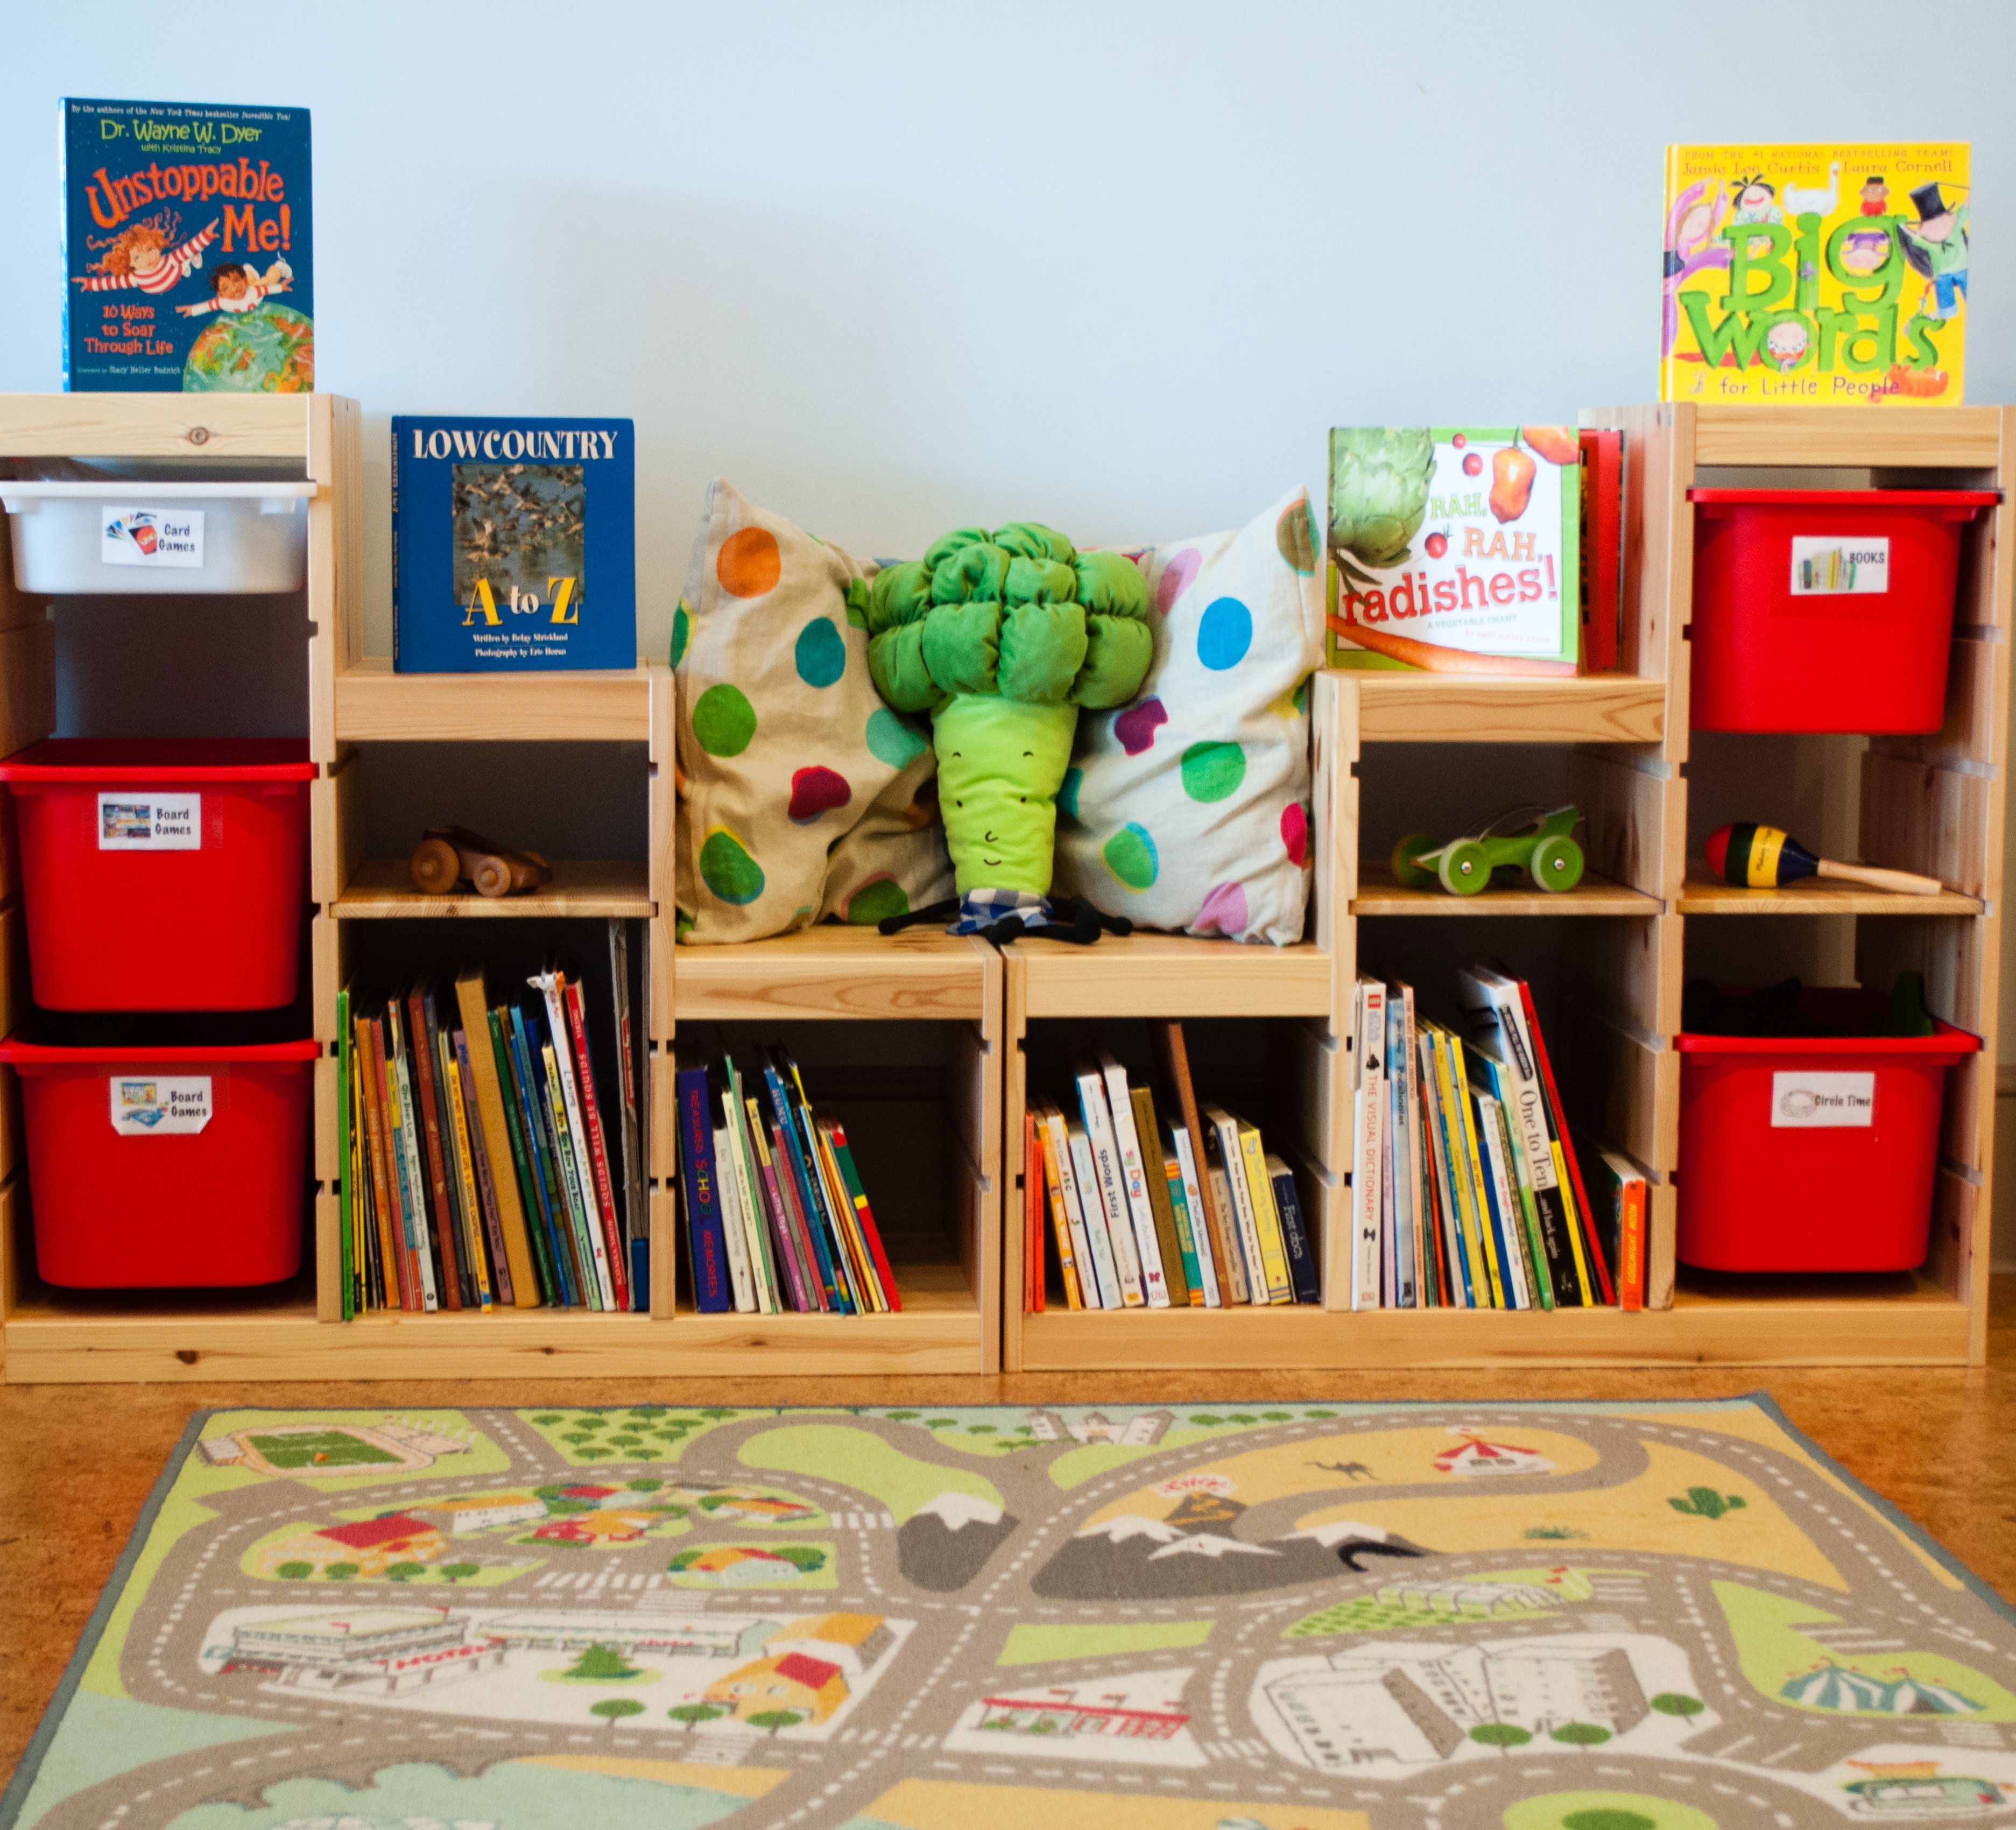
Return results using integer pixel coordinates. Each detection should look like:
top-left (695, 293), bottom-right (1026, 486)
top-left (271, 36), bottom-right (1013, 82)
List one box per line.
top-left (98, 792), bottom-right (199, 849)
top-left (62, 98), bottom-right (313, 395)
top-left (1662, 142), bottom-right (1968, 406)
top-left (392, 418), bottom-right (637, 673)
top-left (111, 1076), bottom-right (213, 1136)
top-left (1791, 536), bottom-right (1887, 595)
top-left (103, 507), bottom-right (203, 568)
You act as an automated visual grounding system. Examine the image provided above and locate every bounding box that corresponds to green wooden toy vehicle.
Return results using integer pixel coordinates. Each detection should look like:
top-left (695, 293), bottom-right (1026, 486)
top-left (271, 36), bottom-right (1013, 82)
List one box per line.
top-left (1391, 805), bottom-right (1585, 897)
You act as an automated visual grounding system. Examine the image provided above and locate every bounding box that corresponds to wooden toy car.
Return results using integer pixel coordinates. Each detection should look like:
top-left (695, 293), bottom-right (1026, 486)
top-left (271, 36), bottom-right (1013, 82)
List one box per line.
top-left (1390, 805), bottom-right (1585, 897)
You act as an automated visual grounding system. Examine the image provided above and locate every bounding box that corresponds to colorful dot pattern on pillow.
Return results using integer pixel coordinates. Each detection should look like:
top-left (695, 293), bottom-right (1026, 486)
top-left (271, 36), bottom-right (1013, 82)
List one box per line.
top-left (1051, 487), bottom-right (1327, 946)
top-left (674, 480), bottom-right (951, 944)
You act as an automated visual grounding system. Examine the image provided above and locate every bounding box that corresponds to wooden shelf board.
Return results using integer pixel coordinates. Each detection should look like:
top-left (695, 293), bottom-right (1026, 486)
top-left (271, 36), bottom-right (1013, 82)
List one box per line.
top-left (1356, 672), bottom-right (1666, 745)
top-left (334, 858), bottom-right (652, 919)
top-left (1690, 404), bottom-right (2003, 470)
top-left (1012, 933), bottom-right (1332, 1020)
top-left (1353, 861), bottom-right (1660, 917)
top-left (0, 392), bottom-right (314, 461)
top-left (675, 923), bottom-right (992, 1022)
top-left (1677, 864), bottom-right (1981, 918)
top-left (335, 656), bottom-right (653, 743)
top-left (2, 1264), bottom-right (982, 1382)
top-left (1015, 1283), bottom-right (1969, 1370)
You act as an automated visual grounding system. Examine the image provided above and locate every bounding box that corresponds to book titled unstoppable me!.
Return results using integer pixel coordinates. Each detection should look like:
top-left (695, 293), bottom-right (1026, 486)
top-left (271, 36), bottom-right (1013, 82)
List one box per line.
top-left (392, 417), bottom-right (637, 672)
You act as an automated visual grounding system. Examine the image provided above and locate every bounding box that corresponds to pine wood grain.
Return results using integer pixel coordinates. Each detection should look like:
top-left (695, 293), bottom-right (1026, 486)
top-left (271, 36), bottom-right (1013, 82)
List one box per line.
top-left (1355, 671), bottom-right (1665, 744)
top-left (1679, 863), bottom-right (1982, 916)
top-left (1350, 860), bottom-right (1660, 917)
top-left (334, 857), bottom-right (652, 918)
top-left (1691, 403), bottom-right (2003, 468)
top-left (335, 656), bottom-right (655, 743)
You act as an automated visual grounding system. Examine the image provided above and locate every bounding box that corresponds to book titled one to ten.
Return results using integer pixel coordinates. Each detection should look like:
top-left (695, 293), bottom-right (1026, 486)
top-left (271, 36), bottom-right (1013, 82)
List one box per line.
top-left (392, 417), bottom-right (637, 673)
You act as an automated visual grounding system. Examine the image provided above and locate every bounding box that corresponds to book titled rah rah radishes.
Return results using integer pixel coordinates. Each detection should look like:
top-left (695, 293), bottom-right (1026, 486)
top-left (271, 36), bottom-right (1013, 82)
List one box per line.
top-left (62, 98), bottom-right (313, 393)
top-left (392, 418), bottom-right (637, 673)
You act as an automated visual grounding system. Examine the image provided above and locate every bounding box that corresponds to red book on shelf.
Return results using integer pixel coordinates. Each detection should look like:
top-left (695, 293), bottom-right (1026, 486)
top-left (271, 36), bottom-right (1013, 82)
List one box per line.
top-left (1577, 429), bottom-right (1623, 675)
top-left (1513, 976), bottom-right (1616, 1305)
top-left (561, 974), bottom-right (631, 1313)
top-left (825, 1115), bottom-right (900, 1312)
top-left (407, 987), bottom-right (464, 1309)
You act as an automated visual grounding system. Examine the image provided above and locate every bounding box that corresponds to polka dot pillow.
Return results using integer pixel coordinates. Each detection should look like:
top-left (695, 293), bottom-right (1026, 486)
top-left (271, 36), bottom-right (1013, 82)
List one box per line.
top-left (674, 480), bottom-right (951, 944)
top-left (1052, 488), bottom-right (1326, 945)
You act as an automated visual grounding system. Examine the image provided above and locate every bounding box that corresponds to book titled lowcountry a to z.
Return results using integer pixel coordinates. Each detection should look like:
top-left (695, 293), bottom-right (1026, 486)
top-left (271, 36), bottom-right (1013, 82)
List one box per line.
top-left (392, 417), bottom-right (637, 672)
top-left (62, 98), bottom-right (313, 393)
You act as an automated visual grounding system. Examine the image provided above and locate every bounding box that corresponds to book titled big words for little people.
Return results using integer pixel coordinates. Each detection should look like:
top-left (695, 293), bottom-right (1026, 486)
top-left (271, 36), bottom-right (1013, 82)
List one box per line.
top-left (392, 418), bottom-right (637, 672)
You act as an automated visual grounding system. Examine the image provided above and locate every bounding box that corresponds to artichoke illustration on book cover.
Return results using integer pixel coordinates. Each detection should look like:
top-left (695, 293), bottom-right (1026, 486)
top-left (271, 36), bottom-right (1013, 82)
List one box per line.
top-left (1326, 427), bottom-right (1580, 674)
top-left (1661, 142), bottom-right (1968, 406)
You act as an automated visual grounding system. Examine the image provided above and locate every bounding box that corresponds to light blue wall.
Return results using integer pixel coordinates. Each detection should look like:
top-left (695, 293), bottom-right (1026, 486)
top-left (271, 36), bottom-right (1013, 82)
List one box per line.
top-left (2, 0), bottom-right (2010, 657)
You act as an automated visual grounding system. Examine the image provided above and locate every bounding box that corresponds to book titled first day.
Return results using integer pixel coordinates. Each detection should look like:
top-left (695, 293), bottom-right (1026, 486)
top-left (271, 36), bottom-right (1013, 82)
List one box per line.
top-left (391, 415), bottom-right (636, 673)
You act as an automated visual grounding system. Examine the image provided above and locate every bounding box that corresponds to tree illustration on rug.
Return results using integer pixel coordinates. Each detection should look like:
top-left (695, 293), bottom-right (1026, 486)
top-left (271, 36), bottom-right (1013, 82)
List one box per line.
top-left (669, 1704), bottom-right (725, 1728)
top-left (1650, 1692), bottom-right (1706, 1720)
top-left (590, 1699), bottom-right (645, 1730)
top-left (1668, 1487), bottom-right (1746, 1519)
top-left (274, 1561), bottom-right (312, 1581)
top-left (1470, 1723), bottom-right (1534, 1753)
top-left (323, 1562), bottom-right (358, 1582)
top-left (565, 1643), bottom-right (640, 1682)
top-left (749, 1709), bottom-right (805, 1735)
top-left (385, 1561), bottom-right (425, 1584)
top-left (439, 1562), bottom-right (480, 1584)
top-left (1551, 1722), bottom-right (1613, 1750)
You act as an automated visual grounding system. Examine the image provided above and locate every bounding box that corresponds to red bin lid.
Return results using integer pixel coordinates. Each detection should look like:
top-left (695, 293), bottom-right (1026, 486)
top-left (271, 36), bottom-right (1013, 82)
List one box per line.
top-left (0, 1036), bottom-right (320, 1066)
top-left (1687, 488), bottom-right (1999, 516)
top-left (0, 738), bottom-right (315, 783)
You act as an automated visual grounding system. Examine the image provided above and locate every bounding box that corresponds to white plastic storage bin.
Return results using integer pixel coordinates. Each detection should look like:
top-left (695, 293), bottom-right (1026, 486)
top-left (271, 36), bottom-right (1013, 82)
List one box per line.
top-left (2, 481), bottom-right (314, 595)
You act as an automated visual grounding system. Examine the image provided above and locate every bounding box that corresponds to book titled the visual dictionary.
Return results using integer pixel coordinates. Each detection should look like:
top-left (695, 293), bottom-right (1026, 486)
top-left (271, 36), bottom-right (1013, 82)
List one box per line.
top-left (391, 417), bottom-right (637, 673)
top-left (62, 98), bottom-right (312, 394)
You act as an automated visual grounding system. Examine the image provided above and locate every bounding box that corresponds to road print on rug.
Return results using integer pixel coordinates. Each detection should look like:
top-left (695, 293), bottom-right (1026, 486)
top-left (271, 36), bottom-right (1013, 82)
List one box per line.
top-left (4, 1398), bottom-right (2014, 1830)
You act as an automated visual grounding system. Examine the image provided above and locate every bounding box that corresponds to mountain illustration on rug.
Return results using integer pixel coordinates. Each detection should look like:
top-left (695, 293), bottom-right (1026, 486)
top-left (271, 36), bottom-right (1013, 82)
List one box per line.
top-left (897, 1491), bottom-right (1019, 1593)
top-left (1033, 1502), bottom-right (1430, 1601)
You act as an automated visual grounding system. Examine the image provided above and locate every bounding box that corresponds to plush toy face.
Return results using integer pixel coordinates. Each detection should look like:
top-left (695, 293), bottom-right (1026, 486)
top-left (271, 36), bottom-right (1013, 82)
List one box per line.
top-left (932, 695), bottom-right (1076, 895)
top-left (862, 523), bottom-right (1153, 906)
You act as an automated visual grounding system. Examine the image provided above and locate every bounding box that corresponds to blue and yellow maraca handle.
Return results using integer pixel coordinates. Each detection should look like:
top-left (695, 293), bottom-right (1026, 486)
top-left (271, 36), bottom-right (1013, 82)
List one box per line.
top-left (1706, 822), bottom-right (1944, 896)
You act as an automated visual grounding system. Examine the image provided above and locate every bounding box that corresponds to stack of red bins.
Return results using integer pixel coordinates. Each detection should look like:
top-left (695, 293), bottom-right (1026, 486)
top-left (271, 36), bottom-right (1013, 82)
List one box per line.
top-left (1678, 488), bottom-right (1994, 1271)
top-left (0, 740), bottom-right (318, 1287)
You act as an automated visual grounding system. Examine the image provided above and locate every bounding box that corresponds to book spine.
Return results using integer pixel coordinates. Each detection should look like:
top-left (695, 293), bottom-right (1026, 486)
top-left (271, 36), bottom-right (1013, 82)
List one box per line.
top-left (362, 1017), bottom-right (407, 1310)
top-left (720, 1090), bottom-right (771, 1313)
top-left (477, 1005), bottom-right (545, 1306)
top-left (749, 1100), bottom-right (812, 1312)
top-left (1038, 1120), bottom-right (1083, 1310)
top-left (437, 1027), bottom-right (485, 1308)
top-left (1620, 1170), bottom-right (1646, 1312)
top-left (562, 977), bottom-right (631, 1312)
top-left (1268, 1156), bottom-right (1321, 1304)
top-left (609, 921), bottom-right (646, 1283)
top-left (443, 1046), bottom-right (495, 1310)
top-left (1067, 1124), bottom-right (1124, 1311)
top-left (675, 1067), bottom-right (728, 1312)
top-left (411, 991), bottom-right (464, 1309)
top-left (1490, 1075), bottom-right (1552, 1312)
top-left (1168, 1125), bottom-right (1219, 1306)
top-left (1077, 1072), bottom-right (1144, 1306)
top-left (337, 990), bottom-right (354, 1320)
top-left (390, 1037), bottom-right (440, 1311)
top-left (1385, 993), bottom-right (1414, 1308)
top-left (1351, 984), bottom-right (1385, 1310)
top-left (544, 1038), bottom-right (611, 1311)
top-left (1151, 1018), bottom-right (1235, 1301)
top-left (1423, 1029), bottom-right (1475, 1307)
top-left (540, 977), bottom-right (623, 1311)
top-left (770, 1120), bottom-right (829, 1311)
top-left (1447, 1042), bottom-right (1505, 1307)
top-left (829, 1117), bottom-right (899, 1312)
top-left (1102, 1062), bottom-right (1169, 1307)
top-left (764, 1067), bottom-right (844, 1311)
top-left (509, 1010), bottom-right (577, 1306)
top-left (1210, 1112), bottom-right (1270, 1307)
top-left (812, 1117), bottom-right (877, 1312)
top-left (1514, 978), bottom-right (1613, 1305)
top-left (1131, 1087), bottom-right (1190, 1307)
top-left (731, 1079), bottom-right (781, 1312)
top-left (712, 1125), bottom-right (758, 1313)
top-left (1237, 1122), bottom-right (1293, 1303)
top-left (1053, 1117), bottom-right (1108, 1309)
top-left (1474, 1092), bottom-right (1527, 1309)
top-left (1164, 1156), bottom-right (1203, 1304)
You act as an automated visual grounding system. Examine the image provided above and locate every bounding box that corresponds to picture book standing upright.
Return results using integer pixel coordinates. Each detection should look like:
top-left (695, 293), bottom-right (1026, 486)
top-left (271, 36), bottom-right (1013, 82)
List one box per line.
top-left (1661, 143), bottom-right (1969, 406)
top-left (62, 98), bottom-right (312, 393)
top-left (392, 417), bottom-right (637, 672)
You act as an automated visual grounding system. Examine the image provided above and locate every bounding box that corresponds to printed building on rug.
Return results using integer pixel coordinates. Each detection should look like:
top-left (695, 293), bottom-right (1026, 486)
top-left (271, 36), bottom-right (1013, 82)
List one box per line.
top-left (255, 1512), bottom-right (448, 1578)
top-left (222, 1609), bottom-right (505, 1693)
top-left (705, 1650), bottom-right (850, 1723)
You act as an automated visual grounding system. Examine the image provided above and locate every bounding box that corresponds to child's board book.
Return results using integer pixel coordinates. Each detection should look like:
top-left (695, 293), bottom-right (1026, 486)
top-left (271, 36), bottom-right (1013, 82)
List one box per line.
top-left (1661, 143), bottom-right (1969, 408)
top-left (392, 417), bottom-right (637, 673)
top-left (1327, 427), bottom-right (1580, 673)
top-left (63, 99), bottom-right (312, 395)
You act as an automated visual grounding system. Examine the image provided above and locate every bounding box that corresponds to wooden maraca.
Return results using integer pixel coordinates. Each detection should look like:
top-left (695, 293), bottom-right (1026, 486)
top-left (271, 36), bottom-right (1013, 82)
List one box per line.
top-left (1705, 822), bottom-right (1943, 896)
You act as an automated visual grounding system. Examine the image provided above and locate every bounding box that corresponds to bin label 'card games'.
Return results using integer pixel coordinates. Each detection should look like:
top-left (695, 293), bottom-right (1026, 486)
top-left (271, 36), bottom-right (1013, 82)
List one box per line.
top-left (392, 418), bottom-right (637, 673)
top-left (62, 98), bottom-right (313, 394)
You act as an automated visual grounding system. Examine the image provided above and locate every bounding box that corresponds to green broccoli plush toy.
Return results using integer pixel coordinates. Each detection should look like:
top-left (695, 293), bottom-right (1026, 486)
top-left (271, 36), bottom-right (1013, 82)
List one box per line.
top-left (865, 523), bottom-right (1152, 932)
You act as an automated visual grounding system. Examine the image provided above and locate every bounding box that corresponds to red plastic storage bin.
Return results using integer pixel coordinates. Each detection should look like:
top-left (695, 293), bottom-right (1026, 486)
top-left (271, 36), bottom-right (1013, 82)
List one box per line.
top-left (0, 1035), bottom-right (317, 1287)
top-left (1674, 989), bottom-right (1978, 1273)
top-left (1688, 489), bottom-right (1998, 733)
top-left (0, 740), bottom-right (314, 1011)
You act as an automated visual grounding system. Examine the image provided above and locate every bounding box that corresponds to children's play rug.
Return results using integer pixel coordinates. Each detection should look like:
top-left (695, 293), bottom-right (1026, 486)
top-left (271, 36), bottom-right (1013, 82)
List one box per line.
top-left (9, 1400), bottom-right (2016, 1830)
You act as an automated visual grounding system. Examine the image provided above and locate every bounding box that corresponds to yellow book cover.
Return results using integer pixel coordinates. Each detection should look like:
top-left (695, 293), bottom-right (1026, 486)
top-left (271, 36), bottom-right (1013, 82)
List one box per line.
top-left (1433, 1026), bottom-right (1500, 1308)
top-left (1236, 1118), bottom-right (1294, 1304)
top-left (1552, 1138), bottom-right (1596, 1306)
top-left (1662, 143), bottom-right (1969, 407)
top-left (1036, 1104), bottom-right (1084, 1311)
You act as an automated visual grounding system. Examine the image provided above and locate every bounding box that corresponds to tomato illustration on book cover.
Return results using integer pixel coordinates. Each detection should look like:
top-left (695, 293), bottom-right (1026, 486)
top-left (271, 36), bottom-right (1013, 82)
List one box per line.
top-left (1662, 142), bottom-right (1968, 406)
top-left (62, 98), bottom-right (312, 394)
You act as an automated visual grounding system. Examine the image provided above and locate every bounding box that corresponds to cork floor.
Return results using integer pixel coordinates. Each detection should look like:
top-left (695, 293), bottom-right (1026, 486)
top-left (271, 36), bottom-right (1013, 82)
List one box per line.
top-left (3, 1279), bottom-right (2011, 1784)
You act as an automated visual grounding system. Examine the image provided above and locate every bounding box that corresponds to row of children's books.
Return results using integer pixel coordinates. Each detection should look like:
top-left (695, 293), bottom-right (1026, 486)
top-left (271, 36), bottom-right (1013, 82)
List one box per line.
top-left (335, 927), bottom-right (647, 1317)
top-left (1024, 1023), bottom-right (1319, 1311)
top-left (675, 1047), bottom-right (898, 1315)
top-left (1349, 965), bottom-right (1646, 1311)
